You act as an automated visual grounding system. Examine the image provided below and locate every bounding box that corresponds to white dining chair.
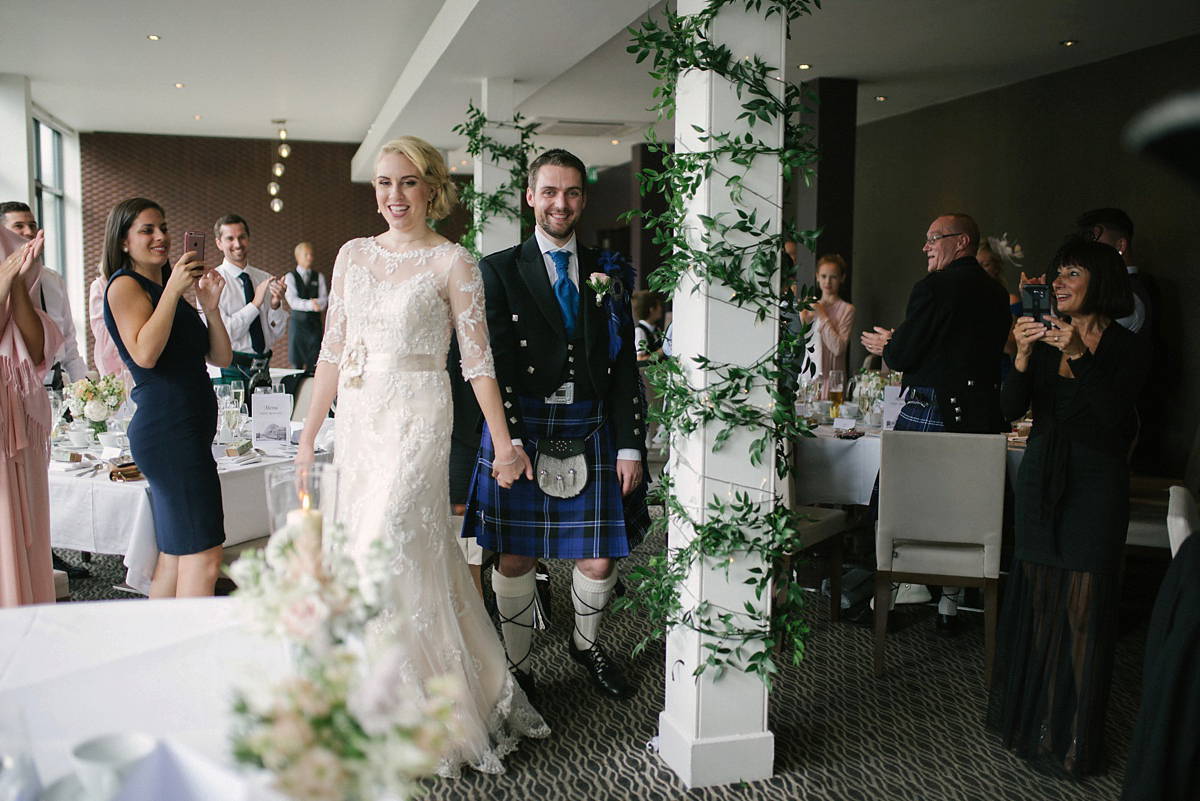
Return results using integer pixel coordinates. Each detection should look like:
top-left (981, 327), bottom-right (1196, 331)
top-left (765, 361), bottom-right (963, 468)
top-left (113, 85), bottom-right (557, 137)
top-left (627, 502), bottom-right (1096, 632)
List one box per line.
top-left (1167, 485), bottom-right (1200, 557)
top-left (873, 430), bottom-right (1007, 682)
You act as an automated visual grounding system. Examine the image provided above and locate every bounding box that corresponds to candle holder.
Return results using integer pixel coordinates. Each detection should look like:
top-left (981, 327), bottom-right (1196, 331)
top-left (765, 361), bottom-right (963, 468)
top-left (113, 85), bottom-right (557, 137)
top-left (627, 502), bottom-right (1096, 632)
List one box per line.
top-left (264, 463), bottom-right (339, 537)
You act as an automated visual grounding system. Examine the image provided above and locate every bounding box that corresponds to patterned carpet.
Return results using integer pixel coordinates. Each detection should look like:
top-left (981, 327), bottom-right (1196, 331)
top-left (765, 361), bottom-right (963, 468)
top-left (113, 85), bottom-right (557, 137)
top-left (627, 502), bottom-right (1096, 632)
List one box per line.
top-left (51, 533), bottom-right (1156, 801)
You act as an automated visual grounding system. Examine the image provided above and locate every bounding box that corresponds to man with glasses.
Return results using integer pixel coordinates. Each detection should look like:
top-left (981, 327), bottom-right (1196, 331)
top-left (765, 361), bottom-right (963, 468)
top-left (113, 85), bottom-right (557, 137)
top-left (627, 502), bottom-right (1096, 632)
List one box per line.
top-left (859, 213), bottom-right (1011, 636)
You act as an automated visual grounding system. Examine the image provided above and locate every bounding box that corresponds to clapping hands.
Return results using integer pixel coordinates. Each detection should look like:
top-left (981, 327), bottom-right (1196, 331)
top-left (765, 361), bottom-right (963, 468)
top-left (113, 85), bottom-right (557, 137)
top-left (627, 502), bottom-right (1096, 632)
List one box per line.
top-left (0, 230), bottom-right (44, 303)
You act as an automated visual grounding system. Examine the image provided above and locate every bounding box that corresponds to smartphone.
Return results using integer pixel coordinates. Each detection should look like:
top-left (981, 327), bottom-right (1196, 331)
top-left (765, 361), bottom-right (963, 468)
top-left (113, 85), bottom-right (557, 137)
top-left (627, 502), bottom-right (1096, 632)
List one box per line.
top-left (183, 230), bottom-right (205, 262)
top-left (1020, 284), bottom-right (1054, 328)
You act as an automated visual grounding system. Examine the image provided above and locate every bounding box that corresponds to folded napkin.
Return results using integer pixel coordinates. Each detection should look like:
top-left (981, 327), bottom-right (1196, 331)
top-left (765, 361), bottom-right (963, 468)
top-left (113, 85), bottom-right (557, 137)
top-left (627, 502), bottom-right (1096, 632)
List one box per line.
top-left (49, 458), bottom-right (93, 473)
top-left (114, 740), bottom-right (288, 801)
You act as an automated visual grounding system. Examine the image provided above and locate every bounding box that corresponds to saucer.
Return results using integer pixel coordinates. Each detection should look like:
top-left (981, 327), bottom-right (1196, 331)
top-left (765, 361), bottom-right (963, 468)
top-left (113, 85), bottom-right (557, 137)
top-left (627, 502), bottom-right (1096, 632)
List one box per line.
top-left (41, 773), bottom-right (101, 801)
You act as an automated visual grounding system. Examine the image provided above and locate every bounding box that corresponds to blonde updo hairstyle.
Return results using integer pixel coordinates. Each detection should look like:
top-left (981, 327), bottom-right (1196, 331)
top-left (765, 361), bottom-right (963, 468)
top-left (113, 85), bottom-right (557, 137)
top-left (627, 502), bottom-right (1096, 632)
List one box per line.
top-left (375, 136), bottom-right (458, 221)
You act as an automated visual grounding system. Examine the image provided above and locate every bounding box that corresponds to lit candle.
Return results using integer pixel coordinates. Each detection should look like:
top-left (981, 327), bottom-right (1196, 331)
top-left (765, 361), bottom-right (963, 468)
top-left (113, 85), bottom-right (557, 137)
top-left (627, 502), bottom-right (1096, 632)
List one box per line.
top-left (286, 491), bottom-right (322, 539)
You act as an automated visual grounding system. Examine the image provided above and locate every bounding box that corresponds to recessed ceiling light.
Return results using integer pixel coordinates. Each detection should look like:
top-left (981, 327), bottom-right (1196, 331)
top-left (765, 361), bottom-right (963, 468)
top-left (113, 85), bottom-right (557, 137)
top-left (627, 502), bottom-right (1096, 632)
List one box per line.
top-left (875, 95), bottom-right (887, 102)
top-left (459, 160), bottom-right (468, 165)
top-left (193, 115), bottom-right (202, 120)
top-left (174, 83), bottom-right (184, 89)
top-left (147, 34), bottom-right (160, 41)
top-left (611, 139), bottom-right (620, 145)
top-left (450, 166), bottom-right (458, 172)
top-left (797, 64), bottom-right (811, 70)
top-left (1060, 39), bottom-right (1077, 47)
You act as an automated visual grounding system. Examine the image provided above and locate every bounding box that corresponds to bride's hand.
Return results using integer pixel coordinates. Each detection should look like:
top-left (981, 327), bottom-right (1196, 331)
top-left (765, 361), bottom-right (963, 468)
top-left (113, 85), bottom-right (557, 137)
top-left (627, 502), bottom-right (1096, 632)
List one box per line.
top-left (491, 445), bottom-right (532, 489)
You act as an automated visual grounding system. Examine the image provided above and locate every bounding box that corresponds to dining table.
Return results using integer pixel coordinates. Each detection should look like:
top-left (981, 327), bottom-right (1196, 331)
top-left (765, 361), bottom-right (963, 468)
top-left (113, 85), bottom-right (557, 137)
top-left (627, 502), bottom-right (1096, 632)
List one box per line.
top-left (0, 597), bottom-right (286, 796)
top-left (792, 424), bottom-right (1026, 506)
top-left (48, 435), bottom-right (332, 595)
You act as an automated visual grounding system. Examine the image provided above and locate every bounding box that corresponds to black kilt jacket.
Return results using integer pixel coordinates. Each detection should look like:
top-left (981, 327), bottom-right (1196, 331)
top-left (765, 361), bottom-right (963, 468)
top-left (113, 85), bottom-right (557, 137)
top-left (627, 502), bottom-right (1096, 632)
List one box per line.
top-left (882, 257), bottom-right (1012, 434)
top-left (477, 236), bottom-right (646, 455)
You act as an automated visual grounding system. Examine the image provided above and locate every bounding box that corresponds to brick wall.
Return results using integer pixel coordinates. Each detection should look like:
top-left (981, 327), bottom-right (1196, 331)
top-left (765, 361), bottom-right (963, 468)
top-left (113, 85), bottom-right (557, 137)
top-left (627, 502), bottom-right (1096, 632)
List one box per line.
top-left (80, 132), bottom-right (467, 368)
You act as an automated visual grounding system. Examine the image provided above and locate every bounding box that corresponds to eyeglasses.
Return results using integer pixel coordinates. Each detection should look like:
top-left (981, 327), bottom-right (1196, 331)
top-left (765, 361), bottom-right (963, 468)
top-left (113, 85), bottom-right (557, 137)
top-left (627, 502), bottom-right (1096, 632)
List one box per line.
top-left (925, 232), bottom-right (964, 245)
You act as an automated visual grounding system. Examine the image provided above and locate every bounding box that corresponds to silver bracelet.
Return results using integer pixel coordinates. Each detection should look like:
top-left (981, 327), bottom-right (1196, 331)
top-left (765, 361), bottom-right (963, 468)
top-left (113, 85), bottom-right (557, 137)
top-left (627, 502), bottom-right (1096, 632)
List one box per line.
top-left (495, 453), bottom-right (521, 467)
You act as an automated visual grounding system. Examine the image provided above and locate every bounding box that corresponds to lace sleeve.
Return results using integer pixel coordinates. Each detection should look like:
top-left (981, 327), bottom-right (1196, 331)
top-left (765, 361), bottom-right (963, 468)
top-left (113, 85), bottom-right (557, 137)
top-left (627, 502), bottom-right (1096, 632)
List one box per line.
top-left (447, 247), bottom-right (495, 381)
top-left (317, 241), bottom-right (352, 367)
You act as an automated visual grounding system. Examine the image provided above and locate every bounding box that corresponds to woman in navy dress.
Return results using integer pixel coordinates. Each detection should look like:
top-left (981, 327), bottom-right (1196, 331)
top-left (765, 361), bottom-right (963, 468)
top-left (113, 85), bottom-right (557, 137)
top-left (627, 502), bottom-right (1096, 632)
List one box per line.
top-left (102, 198), bottom-right (232, 597)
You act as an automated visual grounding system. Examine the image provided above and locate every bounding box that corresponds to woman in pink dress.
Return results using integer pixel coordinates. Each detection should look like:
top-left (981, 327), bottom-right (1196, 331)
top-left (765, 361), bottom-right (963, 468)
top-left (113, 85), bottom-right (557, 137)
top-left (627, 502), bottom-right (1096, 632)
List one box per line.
top-left (800, 253), bottom-right (856, 398)
top-left (88, 272), bottom-right (123, 375)
top-left (0, 227), bottom-right (64, 607)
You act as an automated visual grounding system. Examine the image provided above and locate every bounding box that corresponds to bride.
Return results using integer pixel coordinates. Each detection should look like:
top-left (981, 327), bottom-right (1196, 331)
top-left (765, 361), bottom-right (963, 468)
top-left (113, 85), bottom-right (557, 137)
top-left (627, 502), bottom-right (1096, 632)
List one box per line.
top-left (295, 136), bottom-right (548, 776)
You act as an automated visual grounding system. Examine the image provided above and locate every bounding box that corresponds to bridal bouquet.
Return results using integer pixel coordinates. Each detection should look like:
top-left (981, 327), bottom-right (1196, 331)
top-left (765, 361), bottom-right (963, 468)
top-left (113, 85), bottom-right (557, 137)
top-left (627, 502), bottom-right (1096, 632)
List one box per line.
top-left (229, 523), bottom-right (461, 801)
top-left (64, 374), bottom-right (125, 434)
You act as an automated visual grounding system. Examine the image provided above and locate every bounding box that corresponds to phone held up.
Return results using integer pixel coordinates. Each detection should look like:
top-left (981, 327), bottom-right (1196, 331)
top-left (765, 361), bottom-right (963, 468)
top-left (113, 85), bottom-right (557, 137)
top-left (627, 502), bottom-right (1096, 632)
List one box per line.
top-left (1020, 283), bottom-right (1054, 328)
top-left (183, 230), bottom-right (205, 264)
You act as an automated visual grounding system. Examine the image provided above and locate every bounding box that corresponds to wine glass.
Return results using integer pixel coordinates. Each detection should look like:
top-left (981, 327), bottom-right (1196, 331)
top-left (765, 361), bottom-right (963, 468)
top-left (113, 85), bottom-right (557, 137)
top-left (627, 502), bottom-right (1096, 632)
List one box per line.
top-left (47, 390), bottom-right (63, 439)
top-left (797, 373), bottom-right (816, 417)
top-left (827, 369), bottom-right (845, 418)
top-left (229, 379), bottom-right (245, 410)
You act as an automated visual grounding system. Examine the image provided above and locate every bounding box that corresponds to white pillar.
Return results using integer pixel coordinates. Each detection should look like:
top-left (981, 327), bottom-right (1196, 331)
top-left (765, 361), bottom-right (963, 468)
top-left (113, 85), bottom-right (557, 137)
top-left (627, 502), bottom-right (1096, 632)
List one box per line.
top-left (473, 78), bottom-right (522, 255)
top-left (657, 1), bottom-right (786, 789)
top-left (0, 74), bottom-right (35, 204)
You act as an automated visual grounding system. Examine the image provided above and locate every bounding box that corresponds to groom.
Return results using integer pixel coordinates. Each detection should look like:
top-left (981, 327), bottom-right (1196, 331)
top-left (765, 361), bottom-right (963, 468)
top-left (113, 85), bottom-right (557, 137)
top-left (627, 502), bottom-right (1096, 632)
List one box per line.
top-left (464, 148), bottom-right (649, 700)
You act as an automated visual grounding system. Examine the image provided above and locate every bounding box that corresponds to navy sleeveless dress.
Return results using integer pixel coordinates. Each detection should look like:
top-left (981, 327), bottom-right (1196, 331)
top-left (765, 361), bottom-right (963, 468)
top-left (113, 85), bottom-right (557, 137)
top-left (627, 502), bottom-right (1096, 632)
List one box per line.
top-left (103, 267), bottom-right (224, 555)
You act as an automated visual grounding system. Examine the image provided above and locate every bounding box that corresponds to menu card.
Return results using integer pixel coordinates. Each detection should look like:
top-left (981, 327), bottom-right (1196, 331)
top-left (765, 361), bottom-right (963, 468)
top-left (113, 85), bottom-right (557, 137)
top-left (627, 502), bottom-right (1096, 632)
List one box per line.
top-left (882, 385), bottom-right (904, 431)
top-left (252, 393), bottom-right (293, 447)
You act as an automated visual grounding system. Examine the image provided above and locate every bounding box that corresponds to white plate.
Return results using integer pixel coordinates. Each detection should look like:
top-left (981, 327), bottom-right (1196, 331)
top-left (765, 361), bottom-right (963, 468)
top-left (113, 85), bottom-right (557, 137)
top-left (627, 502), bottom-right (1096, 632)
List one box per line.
top-left (40, 773), bottom-right (102, 801)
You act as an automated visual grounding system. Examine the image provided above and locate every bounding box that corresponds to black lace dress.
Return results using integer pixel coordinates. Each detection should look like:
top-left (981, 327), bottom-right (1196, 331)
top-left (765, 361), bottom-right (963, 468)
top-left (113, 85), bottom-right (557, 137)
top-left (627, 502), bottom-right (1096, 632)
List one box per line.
top-left (987, 322), bottom-right (1149, 778)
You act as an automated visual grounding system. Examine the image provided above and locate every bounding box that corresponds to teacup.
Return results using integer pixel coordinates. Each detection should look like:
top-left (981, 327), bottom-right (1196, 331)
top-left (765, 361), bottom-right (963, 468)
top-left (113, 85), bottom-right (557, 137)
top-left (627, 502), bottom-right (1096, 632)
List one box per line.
top-left (71, 732), bottom-right (156, 799)
top-left (840, 402), bottom-right (860, 419)
top-left (67, 429), bottom-right (91, 448)
top-left (97, 432), bottom-right (126, 449)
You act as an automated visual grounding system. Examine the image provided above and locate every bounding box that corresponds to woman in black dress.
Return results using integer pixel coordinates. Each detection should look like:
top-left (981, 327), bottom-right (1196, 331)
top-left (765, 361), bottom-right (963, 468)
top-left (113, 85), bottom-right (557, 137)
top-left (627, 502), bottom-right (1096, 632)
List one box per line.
top-left (102, 198), bottom-right (232, 597)
top-left (987, 237), bottom-right (1149, 777)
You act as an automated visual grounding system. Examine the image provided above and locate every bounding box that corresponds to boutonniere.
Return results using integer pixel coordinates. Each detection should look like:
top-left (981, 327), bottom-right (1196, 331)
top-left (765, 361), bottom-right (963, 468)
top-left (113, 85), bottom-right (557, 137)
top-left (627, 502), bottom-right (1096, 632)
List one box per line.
top-left (586, 272), bottom-right (615, 306)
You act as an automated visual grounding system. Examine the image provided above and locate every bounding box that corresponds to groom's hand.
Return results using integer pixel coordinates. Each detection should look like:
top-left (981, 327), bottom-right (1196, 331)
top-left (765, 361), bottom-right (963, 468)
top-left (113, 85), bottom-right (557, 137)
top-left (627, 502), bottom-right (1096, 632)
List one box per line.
top-left (616, 459), bottom-right (642, 497)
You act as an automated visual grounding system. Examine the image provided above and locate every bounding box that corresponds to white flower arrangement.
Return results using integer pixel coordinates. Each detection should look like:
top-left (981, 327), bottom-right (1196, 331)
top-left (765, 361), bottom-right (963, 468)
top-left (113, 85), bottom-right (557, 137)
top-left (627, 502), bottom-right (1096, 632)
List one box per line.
top-left (229, 522), bottom-right (460, 801)
top-left (64, 374), bottom-right (125, 431)
top-left (853, 368), bottom-right (903, 411)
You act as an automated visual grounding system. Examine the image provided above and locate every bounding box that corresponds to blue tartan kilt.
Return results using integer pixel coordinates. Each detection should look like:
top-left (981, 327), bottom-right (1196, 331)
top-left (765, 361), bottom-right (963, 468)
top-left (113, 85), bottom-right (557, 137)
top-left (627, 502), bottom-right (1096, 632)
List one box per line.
top-left (462, 396), bottom-right (649, 559)
top-left (869, 386), bottom-right (945, 519)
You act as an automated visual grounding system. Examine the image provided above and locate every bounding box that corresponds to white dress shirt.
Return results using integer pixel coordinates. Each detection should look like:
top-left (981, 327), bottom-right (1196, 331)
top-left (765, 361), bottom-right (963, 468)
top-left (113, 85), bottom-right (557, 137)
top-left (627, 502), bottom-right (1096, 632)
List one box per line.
top-left (37, 267), bottom-right (87, 382)
top-left (206, 259), bottom-right (288, 353)
top-left (283, 266), bottom-right (328, 313)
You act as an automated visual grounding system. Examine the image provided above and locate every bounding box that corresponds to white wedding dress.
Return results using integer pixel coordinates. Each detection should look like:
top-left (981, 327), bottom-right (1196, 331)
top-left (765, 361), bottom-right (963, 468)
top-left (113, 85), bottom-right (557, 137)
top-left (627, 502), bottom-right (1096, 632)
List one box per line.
top-left (318, 238), bottom-right (549, 777)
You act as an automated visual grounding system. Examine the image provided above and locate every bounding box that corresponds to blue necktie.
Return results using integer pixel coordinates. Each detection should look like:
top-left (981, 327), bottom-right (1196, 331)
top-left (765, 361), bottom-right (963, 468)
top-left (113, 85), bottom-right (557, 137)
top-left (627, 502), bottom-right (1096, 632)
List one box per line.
top-left (550, 250), bottom-right (578, 339)
top-left (239, 272), bottom-right (267, 354)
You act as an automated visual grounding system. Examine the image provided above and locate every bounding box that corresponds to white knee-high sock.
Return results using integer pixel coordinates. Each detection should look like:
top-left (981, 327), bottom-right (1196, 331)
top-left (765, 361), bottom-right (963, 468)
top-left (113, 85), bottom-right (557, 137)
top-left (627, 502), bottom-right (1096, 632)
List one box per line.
top-left (939, 586), bottom-right (964, 615)
top-left (492, 568), bottom-right (537, 672)
top-left (572, 567), bottom-right (616, 651)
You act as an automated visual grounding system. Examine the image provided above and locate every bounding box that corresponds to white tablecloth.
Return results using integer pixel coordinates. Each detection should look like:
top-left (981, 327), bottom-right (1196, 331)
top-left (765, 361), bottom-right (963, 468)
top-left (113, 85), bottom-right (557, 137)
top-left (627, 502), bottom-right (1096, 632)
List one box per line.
top-left (793, 426), bottom-right (1025, 505)
top-left (0, 598), bottom-right (285, 787)
top-left (49, 445), bottom-right (330, 594)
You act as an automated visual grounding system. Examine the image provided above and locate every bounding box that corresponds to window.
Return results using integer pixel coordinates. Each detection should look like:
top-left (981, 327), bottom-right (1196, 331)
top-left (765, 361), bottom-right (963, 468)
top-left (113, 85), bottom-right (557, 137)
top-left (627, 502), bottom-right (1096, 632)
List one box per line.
top-left (33, 118), bottom-right (65, 275)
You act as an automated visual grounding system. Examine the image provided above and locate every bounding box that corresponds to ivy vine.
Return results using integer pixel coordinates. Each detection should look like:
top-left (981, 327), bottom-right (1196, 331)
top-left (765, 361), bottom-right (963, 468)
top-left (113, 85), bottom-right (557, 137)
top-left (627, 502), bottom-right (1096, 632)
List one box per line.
top-left (450, 101), bottom-right (540, 256)
top-left (614, 0), bottom-right (824, 685)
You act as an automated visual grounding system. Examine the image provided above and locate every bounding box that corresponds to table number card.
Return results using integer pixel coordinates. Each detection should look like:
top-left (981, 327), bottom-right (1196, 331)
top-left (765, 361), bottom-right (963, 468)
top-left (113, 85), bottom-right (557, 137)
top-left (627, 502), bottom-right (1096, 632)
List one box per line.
top-left (882, 385), bottom-right (904, 431)
top-left (252, 394), bottom-right (293, 447)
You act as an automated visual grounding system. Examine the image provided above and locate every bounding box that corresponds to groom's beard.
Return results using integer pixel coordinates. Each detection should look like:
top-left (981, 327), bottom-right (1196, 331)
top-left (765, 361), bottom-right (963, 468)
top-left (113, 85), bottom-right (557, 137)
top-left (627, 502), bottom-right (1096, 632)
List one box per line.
top-left (535, 206), bottom-right (579, 241)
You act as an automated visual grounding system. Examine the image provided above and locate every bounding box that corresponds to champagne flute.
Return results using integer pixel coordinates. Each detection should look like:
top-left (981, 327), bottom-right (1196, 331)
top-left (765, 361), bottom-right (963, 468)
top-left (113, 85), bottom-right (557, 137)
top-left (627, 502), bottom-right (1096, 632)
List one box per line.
top-left (229, 379), bottom-right (245, 410)
top-left (47, 390), bottom-right (63, 440)
top-left (827, 369), bottom-right (845, 418)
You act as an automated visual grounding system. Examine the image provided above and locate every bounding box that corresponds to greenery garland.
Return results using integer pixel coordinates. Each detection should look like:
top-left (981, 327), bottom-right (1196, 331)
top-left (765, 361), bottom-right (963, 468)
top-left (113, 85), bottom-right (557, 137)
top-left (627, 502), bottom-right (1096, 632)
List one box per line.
top-left (451, 101), bottom-right (539, 256)
top-left (615, 0), bottom-right (824, 685)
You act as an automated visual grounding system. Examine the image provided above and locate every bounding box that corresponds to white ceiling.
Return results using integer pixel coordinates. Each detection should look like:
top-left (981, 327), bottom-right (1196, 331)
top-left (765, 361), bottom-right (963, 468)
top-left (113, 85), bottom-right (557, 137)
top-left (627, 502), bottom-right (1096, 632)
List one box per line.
top-left (6, 0), bottom-right (1200, 179)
